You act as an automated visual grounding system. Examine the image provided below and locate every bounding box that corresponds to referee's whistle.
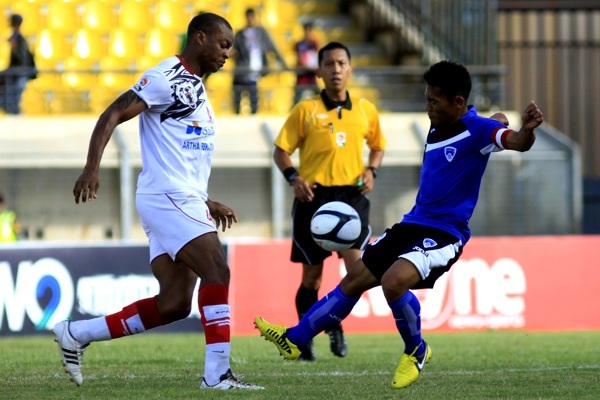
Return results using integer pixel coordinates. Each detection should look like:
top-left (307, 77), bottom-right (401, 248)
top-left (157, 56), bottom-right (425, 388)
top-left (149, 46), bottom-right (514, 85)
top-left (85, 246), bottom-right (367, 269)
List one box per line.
top-left (357, 179), bottom-right (364, 187)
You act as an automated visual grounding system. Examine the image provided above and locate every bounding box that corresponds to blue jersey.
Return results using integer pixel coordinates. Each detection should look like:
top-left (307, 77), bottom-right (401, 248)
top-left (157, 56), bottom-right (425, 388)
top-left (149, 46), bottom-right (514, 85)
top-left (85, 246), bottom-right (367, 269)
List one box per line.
top-left (403, 106), bottom-right (511, 243)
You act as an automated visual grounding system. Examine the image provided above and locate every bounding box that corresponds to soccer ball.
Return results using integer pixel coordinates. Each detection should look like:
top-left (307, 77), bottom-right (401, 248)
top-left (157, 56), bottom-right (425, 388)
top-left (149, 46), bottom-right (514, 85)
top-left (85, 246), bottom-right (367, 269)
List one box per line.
top-left (310, 201), bottom-right (361, 252)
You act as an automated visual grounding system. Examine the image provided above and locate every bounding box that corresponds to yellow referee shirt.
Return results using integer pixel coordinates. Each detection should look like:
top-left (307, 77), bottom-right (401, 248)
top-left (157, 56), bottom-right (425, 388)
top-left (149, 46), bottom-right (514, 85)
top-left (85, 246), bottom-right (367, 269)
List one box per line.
top-left (274, 91), bottom-right (386, 186)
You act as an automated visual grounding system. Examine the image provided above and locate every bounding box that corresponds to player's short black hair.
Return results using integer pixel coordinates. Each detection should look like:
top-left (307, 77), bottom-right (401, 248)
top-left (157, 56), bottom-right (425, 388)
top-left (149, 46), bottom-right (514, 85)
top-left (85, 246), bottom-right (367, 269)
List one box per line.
top-left (187, 12), bottom-right (232, 39)
top-left (423, 60), bottom-right (472, 101)
top-left (318, 42), bottom-right (351, 66)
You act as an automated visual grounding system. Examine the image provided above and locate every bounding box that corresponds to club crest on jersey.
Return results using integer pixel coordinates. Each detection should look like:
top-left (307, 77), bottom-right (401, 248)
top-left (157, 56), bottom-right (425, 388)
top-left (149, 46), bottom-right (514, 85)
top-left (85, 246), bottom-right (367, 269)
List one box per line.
top-left (173, 80), bottom-right (198, 109)
top-left (444, 146), bottom-right (457, 162)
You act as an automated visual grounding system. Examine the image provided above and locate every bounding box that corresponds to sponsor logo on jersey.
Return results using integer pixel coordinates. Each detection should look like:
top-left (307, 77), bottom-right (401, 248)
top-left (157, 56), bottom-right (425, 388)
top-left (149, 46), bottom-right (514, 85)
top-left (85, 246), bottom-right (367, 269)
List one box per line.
top-left (444, 146), bottom-right (457, 162)
top-left (185, 125), bottom-right (215, 137)
top-left (182, 141), bottom-right (214, 151)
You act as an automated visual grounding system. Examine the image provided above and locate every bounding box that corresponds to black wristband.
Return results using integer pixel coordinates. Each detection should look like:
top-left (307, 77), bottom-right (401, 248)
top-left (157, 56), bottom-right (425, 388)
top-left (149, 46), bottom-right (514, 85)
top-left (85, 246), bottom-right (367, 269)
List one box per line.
top-left (283, 167), bottom-right (299, 183)
top-left (367, 166), bottom-right (378, 179)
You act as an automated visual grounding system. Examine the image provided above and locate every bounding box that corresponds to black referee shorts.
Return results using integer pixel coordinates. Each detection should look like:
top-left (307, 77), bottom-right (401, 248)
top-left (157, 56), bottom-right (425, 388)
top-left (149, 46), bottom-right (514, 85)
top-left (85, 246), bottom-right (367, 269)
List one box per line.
top-left (291, 184), bottom-right (371, 266)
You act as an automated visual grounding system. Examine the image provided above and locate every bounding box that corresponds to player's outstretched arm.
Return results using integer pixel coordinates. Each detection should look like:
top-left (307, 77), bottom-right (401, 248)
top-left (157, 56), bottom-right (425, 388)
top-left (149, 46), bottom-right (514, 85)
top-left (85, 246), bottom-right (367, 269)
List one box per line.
top-left (73, 90), bottom-right (147, 204)
top-left (504, 101), bottom-right (543, 152)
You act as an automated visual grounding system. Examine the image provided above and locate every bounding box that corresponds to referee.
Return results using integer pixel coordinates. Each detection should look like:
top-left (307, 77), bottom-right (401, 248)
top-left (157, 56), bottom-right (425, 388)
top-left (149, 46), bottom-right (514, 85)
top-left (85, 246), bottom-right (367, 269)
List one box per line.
top-left (273, 42), bottom-right (386, 361)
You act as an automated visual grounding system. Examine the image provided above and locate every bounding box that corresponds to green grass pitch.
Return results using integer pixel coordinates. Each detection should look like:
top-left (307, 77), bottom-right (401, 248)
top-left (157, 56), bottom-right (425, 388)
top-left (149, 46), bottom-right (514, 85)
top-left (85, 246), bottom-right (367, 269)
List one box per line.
top-left (1, 330), bottom-right (599, 399)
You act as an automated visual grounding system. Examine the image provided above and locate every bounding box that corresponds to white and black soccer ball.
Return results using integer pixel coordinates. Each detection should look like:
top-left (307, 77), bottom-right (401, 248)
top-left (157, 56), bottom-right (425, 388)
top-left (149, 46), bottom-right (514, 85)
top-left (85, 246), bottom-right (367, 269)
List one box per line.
top-left (310, 201), bottom-right (361, 252)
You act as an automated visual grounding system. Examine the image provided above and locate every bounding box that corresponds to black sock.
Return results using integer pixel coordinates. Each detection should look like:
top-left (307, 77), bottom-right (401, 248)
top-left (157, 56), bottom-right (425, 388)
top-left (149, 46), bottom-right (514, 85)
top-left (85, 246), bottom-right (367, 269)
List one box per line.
top-left (295, 284), bottom-right (318, 321)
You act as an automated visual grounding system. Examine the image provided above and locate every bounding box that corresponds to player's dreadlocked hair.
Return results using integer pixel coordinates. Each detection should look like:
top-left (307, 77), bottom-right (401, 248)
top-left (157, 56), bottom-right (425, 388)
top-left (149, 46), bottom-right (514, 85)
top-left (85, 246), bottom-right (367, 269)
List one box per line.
top-left (424, 60), bottom-right (472, 101)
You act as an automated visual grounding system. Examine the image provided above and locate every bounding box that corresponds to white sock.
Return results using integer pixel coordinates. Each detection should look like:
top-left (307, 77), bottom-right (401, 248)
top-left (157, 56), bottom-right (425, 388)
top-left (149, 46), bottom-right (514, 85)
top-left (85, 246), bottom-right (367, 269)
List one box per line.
top-left (69, 317), bottom-right (111, 344)
top-left (203, 342), bottom-right (231, 385)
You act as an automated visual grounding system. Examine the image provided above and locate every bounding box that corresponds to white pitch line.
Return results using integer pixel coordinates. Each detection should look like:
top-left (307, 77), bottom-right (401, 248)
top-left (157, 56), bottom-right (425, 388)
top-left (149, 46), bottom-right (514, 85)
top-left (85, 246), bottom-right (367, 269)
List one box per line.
top-left (276, 364), bottom-right (600, 377)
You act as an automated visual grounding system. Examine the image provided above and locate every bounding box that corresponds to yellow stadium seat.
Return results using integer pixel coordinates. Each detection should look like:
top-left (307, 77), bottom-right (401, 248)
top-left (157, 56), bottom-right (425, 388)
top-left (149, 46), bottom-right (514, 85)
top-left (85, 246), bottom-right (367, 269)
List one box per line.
top-left (107, 28), bottom-right (145, 61)
top-left (82, 0), bottom-right (119, 32)
top-left (62, 56), bottom-right (98, 91)
top-left (46, 0), bottom-right (83, 32)
top-left (193, 0), bottom-right (227, 15)
top-left (72, 29), bottom-right (106, 61)
top-left (145, 28), bottom-right (180, 60)
top-left (34, 29), bottom-right (72, 69)
top-left (263, 0), bottom-right (297, 30)
top-left (98, 56), bottom-right (137, 91)
top-left (21, 87), bottom-right (52, 115)
top-left (23, 72), bottom-right (63, 114)
top-left (204, 71), bottom-right (233, 114)
top-left (118, 0), bottom-right (153, 33)
top-left (155, 0), bottom-right (193, 32)
top-left (136, 55), bottom-right (161, 72)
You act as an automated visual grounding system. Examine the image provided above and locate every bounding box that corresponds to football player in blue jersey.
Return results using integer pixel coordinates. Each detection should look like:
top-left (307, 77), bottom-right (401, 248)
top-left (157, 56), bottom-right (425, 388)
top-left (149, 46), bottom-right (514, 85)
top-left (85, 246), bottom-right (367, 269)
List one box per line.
top-left (255, 60), bottom-right (543, 389)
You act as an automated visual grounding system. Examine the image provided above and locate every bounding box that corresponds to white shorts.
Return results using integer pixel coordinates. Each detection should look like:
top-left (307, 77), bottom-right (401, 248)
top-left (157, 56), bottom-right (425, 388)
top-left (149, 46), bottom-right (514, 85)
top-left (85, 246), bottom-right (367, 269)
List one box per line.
top-left (136, 192), bottom-right (217, 262)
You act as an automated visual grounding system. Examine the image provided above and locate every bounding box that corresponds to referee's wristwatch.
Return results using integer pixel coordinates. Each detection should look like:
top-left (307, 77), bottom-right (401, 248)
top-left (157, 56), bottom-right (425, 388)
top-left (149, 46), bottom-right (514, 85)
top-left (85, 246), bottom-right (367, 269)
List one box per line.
top-left (367, 166), bottom-right (378, 179)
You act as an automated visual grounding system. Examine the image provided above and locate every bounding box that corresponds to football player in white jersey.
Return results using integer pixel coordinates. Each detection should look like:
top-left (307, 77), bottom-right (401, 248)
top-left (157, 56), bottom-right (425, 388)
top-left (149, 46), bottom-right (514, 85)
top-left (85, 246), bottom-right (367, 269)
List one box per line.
top-left (52, 13), bottom-right (263, 390)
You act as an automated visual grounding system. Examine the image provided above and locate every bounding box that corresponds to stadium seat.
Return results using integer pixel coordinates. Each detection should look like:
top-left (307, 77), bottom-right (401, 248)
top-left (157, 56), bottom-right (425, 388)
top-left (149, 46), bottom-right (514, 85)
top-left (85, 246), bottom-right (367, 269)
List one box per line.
top-left (118, 0), bottom-right (153, 33)
top-left (193, 0), bottom-right (227, 15)
top-left (107, 28), bottom-right (145, 62)
top-left (23, 73), bottom-right (63, 114)
top-left (98, 56), bottom-right (137, 91)
top-left (204, 71), bottom-right (233, 114)
top-left (46, 0), bottom-right (83, 33)
top-left (34, 29), bottom-right (72, 69)
top-left (21, 86), bottom-right (51, 114)
top-left (154, 0), bottom-right (193, 32)
top-left (82, 0), bottom-right (119, 32)
top-left (258, 72), bottom-right (294, 114)
top-left (62, 56), bottom-right (98, 91)
top-left (145, 28), bottom-right (180, 60)
top-left (136, 55), bottom-right (162, 72)
top-left (72, 29), bottom-right (106, 61)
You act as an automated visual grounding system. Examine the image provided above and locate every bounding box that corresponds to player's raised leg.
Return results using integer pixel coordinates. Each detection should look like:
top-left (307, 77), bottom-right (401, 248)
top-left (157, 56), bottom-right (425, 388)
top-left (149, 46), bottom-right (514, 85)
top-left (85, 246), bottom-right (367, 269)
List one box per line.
top-left (255, 284), bottom-right (361, 359)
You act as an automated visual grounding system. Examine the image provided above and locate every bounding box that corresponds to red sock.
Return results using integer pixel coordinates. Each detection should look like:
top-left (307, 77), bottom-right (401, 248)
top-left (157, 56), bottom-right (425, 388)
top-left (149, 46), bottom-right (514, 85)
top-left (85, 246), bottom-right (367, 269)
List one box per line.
top-left (105, 297), bottom-right (165, 339)
top-left (198, 284), bottom-right (230, 344)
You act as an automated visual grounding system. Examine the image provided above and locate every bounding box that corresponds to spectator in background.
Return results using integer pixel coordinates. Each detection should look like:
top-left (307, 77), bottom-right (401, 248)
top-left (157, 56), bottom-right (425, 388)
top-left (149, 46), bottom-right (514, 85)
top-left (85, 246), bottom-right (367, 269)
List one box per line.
top-left (1, 14), bottom-right (36, 114)
top-left (0, 192), bottom-right (20, 242)
top-left (231, 7), bottom-right (287, 114)
top-left (293, 21), bottom-right (320, 105)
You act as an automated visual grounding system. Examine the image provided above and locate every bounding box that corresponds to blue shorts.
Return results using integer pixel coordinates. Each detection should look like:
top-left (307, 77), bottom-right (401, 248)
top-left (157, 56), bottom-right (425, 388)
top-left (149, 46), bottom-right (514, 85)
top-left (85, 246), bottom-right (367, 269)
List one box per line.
top-left (362, 222), bottom-right (463, 289)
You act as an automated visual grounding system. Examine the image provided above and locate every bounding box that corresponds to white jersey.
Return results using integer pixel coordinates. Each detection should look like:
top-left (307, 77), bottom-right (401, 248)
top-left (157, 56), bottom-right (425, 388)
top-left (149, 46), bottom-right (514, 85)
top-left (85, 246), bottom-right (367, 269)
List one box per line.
top-left (131, 56), bottom-right (216, 200)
